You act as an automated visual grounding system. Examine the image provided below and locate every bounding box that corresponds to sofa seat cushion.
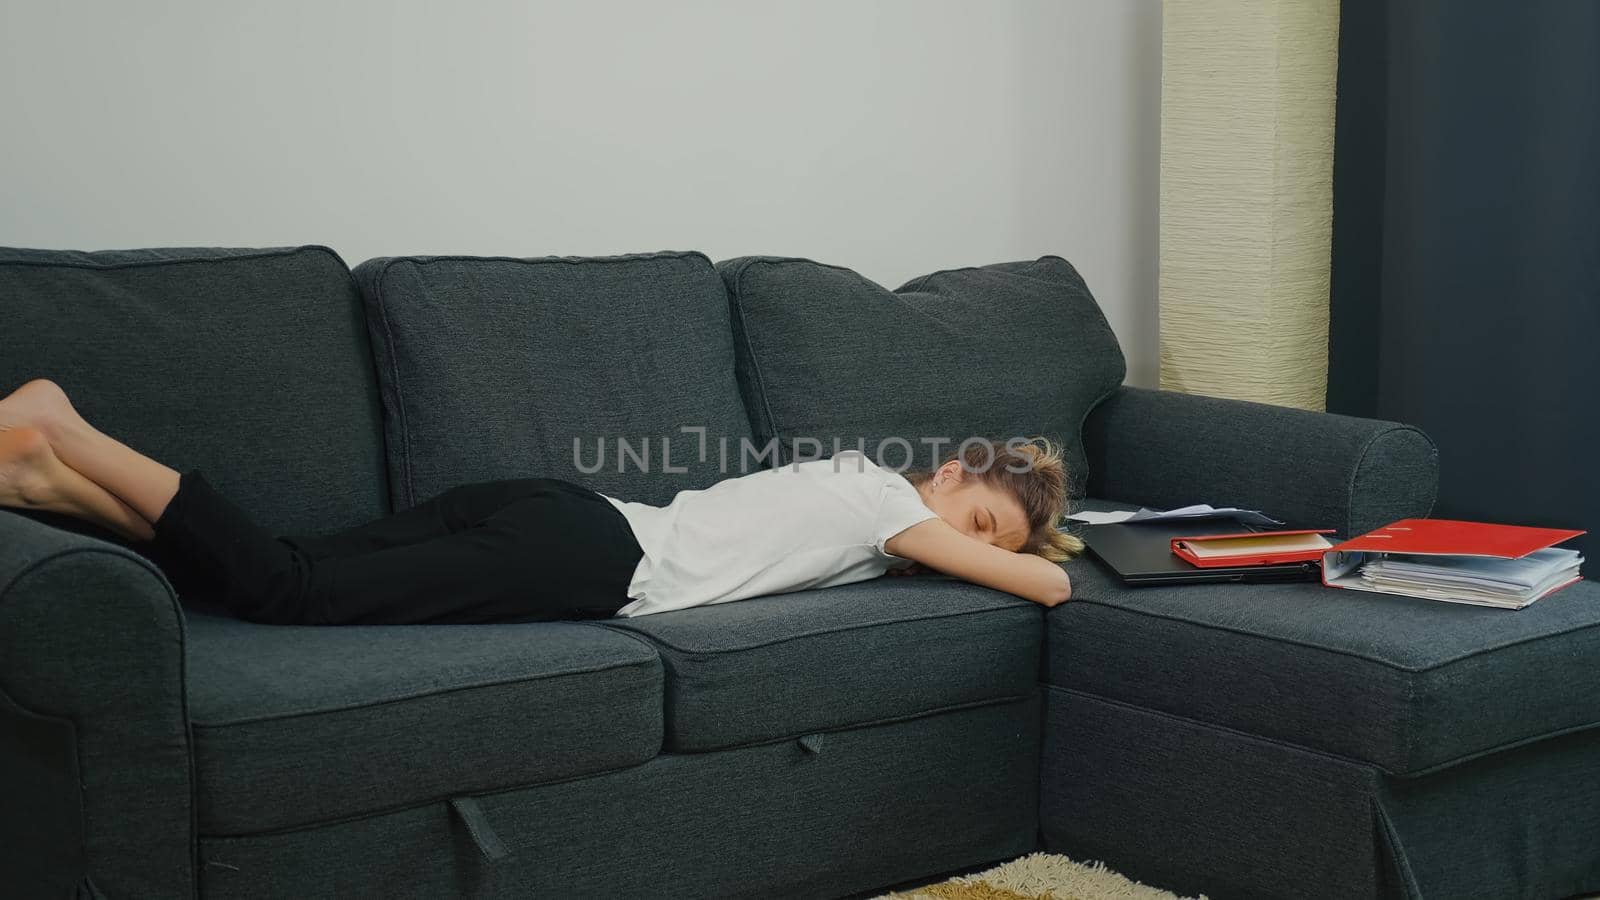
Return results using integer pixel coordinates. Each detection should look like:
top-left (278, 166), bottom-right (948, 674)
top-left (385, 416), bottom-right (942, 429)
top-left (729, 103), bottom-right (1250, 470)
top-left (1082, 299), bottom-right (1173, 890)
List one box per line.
top-left (717, 254), bottom-right (1125, 498)
top-left (599, 577), bottom-right (1041, 752)
top-left (1049, 506), bottom-right (1600, 775)
top-left (352, 251), bottom-right (753, 510)
top-left (186, 614), bottom-right (663, 835)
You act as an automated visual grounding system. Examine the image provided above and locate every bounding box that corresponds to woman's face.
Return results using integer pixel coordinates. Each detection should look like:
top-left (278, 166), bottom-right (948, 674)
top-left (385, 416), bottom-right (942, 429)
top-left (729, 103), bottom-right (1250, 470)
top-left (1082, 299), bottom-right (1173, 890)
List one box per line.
top-left (920, 462), bottom-right (1031, 552)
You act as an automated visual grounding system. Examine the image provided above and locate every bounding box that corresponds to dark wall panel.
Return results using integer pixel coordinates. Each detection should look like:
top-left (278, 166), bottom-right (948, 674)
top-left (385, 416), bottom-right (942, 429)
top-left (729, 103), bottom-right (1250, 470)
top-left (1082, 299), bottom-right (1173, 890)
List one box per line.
top-left (1329, 0), bottom-right (1600, 559)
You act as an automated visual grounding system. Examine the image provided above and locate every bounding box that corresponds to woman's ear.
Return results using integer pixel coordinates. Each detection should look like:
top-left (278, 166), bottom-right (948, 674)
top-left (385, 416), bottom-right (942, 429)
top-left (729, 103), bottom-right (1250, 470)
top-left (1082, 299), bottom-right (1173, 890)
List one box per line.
top-left (938, 459), bottom-right (966, 483)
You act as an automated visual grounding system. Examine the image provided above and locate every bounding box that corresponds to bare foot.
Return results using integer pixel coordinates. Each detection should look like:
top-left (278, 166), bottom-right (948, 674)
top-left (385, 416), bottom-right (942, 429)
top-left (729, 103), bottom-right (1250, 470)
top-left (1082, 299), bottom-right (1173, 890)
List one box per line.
top-left (0, 426), bottom-right (155, 542)
top-left (0, 379), bottom-right (179, 527)
top-left (0, 427), bottom-right (59, 508)
top-left (0, 378), bottom-right (79, 440)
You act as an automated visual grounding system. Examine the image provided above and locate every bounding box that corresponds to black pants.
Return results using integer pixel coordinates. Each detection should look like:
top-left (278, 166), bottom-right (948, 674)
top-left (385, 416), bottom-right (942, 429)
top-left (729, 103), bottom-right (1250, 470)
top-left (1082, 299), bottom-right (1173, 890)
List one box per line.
top-left (147, 470), bottom-right (643, 625)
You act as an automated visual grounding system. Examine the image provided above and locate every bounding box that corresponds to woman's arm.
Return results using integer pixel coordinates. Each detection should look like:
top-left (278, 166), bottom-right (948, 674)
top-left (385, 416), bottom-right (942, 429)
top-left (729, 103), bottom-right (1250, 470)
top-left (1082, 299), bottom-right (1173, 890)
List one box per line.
top-left (884, 518), bottom-right (1072, 606)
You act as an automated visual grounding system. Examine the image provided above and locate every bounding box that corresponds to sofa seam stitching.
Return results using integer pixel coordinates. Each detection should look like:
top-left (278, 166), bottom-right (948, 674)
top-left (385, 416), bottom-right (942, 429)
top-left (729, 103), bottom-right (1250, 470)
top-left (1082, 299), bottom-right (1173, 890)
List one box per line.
top-left (198, 741), bottom-right (662, 838)
top-left (601, 600), bottom-right (1035, 654)
top-left (1343, 424), bottom-right (1438, 536)
top-left (0, 244), bottom-right (332, 272)
top-left (1066, 595), bottom-right (1600, 673)
top-left (369, 258), bottom-right (417, 508)
top-left (730, 259), bottom-right (786, 461)
top-left (194, 691), bottom-right (1035, 840)
top-left (189, 655), bottom-right (660, 728)
top-left (667, 690), bottom-right (1035, 754)
top-left (393, 250), bottom-right (709, 271)
top-left (1044, 683), bottom-right (1380, 771)
top-left (1048, 681), bottom-right (1600, 779)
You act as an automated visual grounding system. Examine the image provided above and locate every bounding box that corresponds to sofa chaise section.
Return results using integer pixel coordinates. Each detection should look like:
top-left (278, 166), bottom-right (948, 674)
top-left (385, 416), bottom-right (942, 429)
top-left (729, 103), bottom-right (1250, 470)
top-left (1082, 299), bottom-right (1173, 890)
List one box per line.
top-left (1049, 387), bottom-right (1600, 899)
top-left (1050, 560), bottom-right (1600, 777)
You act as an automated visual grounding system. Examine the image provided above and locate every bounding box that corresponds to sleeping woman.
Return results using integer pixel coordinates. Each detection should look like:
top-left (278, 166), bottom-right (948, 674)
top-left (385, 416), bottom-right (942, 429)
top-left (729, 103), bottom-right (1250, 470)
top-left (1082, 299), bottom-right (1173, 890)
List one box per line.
top-left (0, 378), bottom-right (1078, 625)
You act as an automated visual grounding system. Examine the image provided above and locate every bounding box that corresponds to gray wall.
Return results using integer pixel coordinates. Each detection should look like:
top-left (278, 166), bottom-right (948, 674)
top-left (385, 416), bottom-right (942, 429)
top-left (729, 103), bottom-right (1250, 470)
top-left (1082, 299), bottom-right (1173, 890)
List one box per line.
top-left (0, 0), bottom-right (1161, 385)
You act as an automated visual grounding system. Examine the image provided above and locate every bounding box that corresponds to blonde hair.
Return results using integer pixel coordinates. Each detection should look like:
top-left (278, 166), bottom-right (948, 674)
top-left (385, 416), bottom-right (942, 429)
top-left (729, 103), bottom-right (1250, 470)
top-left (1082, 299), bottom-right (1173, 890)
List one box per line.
top-left (905, 437), bottom-right (1085, 562)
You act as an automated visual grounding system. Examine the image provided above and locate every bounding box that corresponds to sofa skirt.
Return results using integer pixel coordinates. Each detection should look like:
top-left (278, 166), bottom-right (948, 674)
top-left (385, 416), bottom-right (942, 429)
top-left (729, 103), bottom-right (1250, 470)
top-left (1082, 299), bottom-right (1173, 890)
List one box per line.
top-left (1039, 684), bottom-right (1600, 900)
top-left (198, 691), bottom-right (1040, 899)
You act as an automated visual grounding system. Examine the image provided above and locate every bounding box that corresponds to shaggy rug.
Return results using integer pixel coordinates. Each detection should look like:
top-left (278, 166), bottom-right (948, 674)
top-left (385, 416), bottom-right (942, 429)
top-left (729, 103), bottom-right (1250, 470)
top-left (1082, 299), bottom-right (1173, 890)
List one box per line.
top-left (873, 852), bottom-right (1205, 900)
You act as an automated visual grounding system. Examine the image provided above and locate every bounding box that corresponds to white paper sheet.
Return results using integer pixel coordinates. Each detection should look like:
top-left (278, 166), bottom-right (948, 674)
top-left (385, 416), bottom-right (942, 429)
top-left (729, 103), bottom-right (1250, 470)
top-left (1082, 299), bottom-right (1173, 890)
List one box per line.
top-left (1066, 504), bottom-right (1284, 527)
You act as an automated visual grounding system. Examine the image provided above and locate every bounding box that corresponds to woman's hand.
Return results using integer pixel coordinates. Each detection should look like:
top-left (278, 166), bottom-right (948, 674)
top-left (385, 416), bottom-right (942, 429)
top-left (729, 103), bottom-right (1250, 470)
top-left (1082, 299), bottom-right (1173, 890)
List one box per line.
top-left (884, 519), bottom-right (1072, 606)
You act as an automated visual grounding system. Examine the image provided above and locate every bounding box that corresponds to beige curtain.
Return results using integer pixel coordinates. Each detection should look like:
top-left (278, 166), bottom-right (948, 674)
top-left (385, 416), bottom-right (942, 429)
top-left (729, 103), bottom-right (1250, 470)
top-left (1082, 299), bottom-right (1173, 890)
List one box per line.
top-left (1158, 0), bottom-right (1341, 410)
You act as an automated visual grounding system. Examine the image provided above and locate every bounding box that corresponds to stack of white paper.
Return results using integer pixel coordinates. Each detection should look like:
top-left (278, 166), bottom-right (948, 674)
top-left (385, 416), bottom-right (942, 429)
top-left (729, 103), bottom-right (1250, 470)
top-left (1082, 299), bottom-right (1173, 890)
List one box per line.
top-left (1358, 548), bottom-right (1585, 609)
top-left (1066, 504), bottom-right (1284, 527)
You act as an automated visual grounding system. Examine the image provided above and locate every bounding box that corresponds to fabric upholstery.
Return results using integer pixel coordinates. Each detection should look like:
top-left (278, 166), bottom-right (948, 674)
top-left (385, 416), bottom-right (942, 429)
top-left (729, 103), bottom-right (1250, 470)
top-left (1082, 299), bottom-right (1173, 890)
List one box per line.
top-left (1041, 685), bottom-right (1600, 900)
top-left (1379, 723), bottom-right (1600, 900)
top-left (599, 576), bottom-right (1041, 752)
top-left (186, 614), bottom-right (662, 834)
top-left (1048, 547), bottom-right (1600, 776)
top-left (13, 241), bottom-right (1581, 900)
top-left (0, 689), bottom-right (82, 898)
top-left (351, 251), bottom-right (752, 510)
top-left (1083, 385), bottom-right (1439, 537)
top-left (1041, 685), bottom-right (1385, 899)
top-left (198, 694), bottom-right (1039, 899)
top-left (0, 513), bottom-right (193, 898)
top-left (717, 255), bottom-right (1126, 497)
top-left (0, 245), bottom-right (388, 534)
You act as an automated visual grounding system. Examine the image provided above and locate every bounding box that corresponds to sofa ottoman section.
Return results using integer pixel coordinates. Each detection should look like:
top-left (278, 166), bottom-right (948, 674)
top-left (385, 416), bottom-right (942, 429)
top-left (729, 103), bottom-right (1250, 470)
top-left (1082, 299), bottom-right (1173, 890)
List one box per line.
top-left (1041, 684), bottom-right (1600, 900)
top-left (1049, 559), bottom-right (1600, 776)
top-left (1043, 523), bottom-right (1600, 899)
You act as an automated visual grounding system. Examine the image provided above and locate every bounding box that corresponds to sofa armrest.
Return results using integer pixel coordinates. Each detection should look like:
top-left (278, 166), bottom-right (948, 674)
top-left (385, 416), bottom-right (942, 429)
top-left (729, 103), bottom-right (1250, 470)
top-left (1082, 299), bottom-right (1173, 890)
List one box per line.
top-left (0, 512), bottom-right (195, 898)
top-left (1082, 387), bottom-right (1439, 537)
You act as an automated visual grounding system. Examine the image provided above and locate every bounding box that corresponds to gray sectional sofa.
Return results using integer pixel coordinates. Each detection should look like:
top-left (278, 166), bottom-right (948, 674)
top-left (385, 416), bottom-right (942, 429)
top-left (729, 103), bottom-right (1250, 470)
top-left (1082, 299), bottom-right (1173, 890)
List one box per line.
top-left (2, 245), bottom-right (1597, 900)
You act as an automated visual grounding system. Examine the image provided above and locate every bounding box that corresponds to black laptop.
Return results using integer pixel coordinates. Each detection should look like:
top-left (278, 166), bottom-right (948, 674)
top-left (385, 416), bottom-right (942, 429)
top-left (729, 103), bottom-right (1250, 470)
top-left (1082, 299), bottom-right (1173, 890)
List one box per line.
top-left (1080, 519), bottom-right (1322, 586)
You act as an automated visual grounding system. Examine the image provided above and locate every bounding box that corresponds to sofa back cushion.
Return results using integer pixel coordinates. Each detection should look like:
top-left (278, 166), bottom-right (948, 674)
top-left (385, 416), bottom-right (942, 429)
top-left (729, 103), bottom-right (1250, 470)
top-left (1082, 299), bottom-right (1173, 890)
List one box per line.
top-left (0, 245), bottom-right (389, 533)
top-left (352, 251), bottom-right (752, 509)
top-left (718, 255), bottom-right (1125, 498)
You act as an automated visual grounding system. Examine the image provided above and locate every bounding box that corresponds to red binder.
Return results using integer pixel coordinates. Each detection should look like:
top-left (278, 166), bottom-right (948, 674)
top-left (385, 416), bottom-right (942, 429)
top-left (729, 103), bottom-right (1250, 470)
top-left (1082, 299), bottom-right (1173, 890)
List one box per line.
top-left (1328, 519), bottom-right (1585, 560)
top-left (1170, 530), bottom-right (1336, 568)
top-left (1321, 518), bottom-right (1587, 603)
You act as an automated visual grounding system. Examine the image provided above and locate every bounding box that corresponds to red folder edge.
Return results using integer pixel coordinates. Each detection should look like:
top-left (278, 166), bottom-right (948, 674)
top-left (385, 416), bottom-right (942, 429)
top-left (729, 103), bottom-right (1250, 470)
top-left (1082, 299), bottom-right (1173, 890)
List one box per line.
top-left (1171, 529), bottom-right (1337, 568)
top-left (1322, 518), bottom-right (1587, 596)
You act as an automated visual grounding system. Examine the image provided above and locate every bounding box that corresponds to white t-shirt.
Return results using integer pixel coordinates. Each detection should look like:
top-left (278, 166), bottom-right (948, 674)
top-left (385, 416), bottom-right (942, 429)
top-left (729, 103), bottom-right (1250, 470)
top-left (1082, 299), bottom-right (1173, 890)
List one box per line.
top-left (601, 450), bottom-right (940, 617)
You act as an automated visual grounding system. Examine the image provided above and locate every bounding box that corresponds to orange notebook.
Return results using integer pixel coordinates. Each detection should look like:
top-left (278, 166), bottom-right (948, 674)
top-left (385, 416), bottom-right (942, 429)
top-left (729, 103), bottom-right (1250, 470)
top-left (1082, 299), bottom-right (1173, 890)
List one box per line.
top-left (1170, 530), bottom-right (1337, 568)
top-left (1321, 519), bottom-right (1587, 608)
